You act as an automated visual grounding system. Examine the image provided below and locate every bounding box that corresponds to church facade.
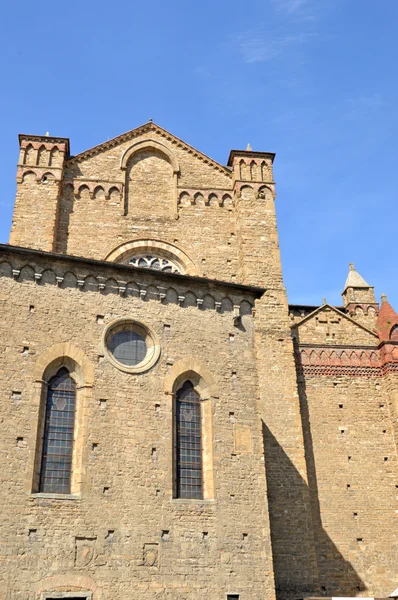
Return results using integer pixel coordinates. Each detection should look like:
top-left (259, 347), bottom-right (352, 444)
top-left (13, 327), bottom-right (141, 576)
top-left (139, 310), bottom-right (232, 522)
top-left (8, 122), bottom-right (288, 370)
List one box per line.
top-left (0, 122), bottom-right (397, 599)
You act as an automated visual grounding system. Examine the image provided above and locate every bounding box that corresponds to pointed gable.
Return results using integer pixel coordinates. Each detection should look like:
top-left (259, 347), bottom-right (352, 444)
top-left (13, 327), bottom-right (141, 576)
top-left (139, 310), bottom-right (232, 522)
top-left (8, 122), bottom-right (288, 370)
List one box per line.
top-left (293, 304), bottom-right (378, 346)
top-left (65, 121), bottom-right (232, 190)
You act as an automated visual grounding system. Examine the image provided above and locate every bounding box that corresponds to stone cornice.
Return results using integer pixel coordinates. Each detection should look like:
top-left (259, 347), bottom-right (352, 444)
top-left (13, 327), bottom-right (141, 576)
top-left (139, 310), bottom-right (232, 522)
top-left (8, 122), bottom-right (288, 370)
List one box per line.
top-left (0, 244), bottom-right (263, 314)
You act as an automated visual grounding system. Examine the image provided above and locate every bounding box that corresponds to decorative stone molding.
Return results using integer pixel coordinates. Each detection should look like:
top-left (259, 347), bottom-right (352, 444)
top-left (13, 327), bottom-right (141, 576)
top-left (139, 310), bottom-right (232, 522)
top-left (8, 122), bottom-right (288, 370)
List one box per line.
top-left (164, 358), bottom-right (218, 398)
top-left (67, 121), bottom-right (231, 175)
top-left (33, 342), bottom-right (94, 387)
top-left (0, 256), bottom-right (255, 317)
top-left (120, 138), bottom-right (180, 173)
top-left (63, 180), bottom-right (123, 200)
top-left (178, 189), bottom-right (234, 208)
top-left (104, 239), bottom-right (198, 276)
top-left (102, 318), bottom-right (161, 374)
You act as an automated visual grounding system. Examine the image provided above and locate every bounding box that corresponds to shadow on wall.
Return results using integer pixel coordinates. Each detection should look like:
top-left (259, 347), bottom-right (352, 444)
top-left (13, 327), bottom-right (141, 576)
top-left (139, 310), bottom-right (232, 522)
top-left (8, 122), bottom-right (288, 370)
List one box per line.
top-left (55, 185), bottom-right (75, 254)
top-left (262, 418), bottom-right (365, 600)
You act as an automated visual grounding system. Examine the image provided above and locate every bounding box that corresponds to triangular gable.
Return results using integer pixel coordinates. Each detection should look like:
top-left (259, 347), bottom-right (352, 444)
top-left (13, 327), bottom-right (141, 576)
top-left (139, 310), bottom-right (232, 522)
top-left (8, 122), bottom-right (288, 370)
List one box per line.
top-left (293, 303), bottom-right (378, 340)
top-left (67, 121), bottom-right (231, 176)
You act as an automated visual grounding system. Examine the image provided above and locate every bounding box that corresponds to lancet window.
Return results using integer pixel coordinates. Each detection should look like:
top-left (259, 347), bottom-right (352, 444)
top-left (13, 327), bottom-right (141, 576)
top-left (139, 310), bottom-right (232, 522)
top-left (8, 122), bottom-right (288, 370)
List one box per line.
top-left (175, 381), bottom-right (203, 499)
top-left (39, 367), bottom-right (76, 494)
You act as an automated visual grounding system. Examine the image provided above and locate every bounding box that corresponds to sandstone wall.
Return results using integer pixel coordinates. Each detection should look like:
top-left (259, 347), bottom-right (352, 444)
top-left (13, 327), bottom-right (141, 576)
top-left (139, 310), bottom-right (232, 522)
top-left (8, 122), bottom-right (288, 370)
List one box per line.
top-left (0, 248), bottom-right (275, 600)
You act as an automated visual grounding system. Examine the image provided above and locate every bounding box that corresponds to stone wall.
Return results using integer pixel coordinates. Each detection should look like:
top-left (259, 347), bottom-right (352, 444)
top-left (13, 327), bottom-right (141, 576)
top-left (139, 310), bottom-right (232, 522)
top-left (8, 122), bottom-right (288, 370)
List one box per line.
top-left (0, 247), bottom-right (275, 599)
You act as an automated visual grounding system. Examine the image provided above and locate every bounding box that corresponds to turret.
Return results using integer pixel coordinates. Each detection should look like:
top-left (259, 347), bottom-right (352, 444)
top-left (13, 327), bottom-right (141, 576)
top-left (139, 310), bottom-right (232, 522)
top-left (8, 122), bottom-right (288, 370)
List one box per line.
top-left (342, 263), bottom-right (378, 329)
top-left (10, 134), bottom-right (69, 252)
top-left (228, 146), bottom-right (281, 289)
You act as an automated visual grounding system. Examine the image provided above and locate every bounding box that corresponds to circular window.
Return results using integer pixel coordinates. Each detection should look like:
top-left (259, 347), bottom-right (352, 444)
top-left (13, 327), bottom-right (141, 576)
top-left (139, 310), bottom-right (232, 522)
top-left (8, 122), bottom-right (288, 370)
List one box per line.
top-left (103, 319), bottom-right (161, 373)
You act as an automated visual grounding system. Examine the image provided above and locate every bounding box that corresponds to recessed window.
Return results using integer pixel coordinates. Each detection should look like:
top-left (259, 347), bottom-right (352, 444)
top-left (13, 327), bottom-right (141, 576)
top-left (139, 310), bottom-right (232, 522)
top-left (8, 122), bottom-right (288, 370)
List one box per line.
top-left (39, 368), bottom-right (76, 494)
top-left (176, 381), bottom-right (203, 499)
top-left (103, 319), bottom-right (161, 374)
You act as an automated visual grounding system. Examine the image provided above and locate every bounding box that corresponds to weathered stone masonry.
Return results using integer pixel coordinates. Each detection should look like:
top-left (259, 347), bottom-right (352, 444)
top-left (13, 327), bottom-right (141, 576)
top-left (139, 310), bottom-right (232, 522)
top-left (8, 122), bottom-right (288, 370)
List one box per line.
top-left (1, 121), bottom-right (397, 599)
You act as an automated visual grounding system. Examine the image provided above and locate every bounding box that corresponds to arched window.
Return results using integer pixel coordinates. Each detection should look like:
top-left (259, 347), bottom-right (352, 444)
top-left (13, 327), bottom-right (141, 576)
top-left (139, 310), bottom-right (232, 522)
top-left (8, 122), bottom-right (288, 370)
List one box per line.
top-left (125, 254), bottom-right (181, 273)
top-left (39, 367), bottom-right (76, 494)
top-left (175, 381), bottom-right (203, 499)
top-left (391, 325), bottom-right (398, 341)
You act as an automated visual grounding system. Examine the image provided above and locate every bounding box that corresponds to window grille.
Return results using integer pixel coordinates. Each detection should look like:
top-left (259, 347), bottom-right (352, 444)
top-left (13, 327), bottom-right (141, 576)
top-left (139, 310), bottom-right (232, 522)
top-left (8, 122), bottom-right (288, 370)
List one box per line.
top-left (108, 329), bottom-right (147, 366)
top-left (124, 254), bottom-right (181, 273)
top-left (176, 381), bottom-right (203, 499)
top-left (39, 368), bottom-right (76, 494)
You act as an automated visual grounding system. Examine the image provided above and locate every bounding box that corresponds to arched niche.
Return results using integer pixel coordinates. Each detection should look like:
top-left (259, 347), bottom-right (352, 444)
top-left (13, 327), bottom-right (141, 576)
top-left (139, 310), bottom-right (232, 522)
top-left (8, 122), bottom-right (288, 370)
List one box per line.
top-left (121, 139), bottom-right (180, 218)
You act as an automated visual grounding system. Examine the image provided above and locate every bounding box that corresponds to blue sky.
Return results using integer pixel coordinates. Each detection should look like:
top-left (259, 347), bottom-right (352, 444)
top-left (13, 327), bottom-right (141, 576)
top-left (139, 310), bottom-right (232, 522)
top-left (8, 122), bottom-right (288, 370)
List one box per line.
top-left (0, 0), bottom-right (397, 307)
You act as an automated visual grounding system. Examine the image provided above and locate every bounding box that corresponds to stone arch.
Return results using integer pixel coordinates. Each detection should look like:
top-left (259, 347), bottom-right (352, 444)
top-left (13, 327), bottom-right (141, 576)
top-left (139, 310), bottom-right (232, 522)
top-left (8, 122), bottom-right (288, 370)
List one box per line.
top-left (122, 141), bottom-right (177, 218)
top-left (41, 171), bottom-right (56, 182)
top-left (250, 160), bottom-right (257, 181)
top-left (108, 185), bottom-right (121, 200)
top-left (240, 184), bottom-right (254, 200)
top-left (36, 573), bottom-right (100, 599)
top-left (93, 185), bottom-right (105, 199)
top-left (49, 146), bottom-right (60, 166)
top-left (164, 357), bottom-right (218, 399)
top-left (208, 193), bottom-right (219, 207)
top-left (23, 143), bottom-right (35, 165)
top-left (194, 192), bottom-right (205, 206)
top-left (37, 145), bottom-right (48, 167)
top-left (78, 184), bottom-right (90, 199)
top-left (104, 239), bottom-right (198, 276)
top-left (222, 193), bottom-right (233, 208)
top-left (178, 191), bottom-right (192, 206)
top-left (120, 138), bottom-right (180, 173)
top-left (239, 159), bottom-right (249, 180)
top-left (22, 170), bottom-right (37, 182)
top-left (34, 342), bottom-right (94, 387)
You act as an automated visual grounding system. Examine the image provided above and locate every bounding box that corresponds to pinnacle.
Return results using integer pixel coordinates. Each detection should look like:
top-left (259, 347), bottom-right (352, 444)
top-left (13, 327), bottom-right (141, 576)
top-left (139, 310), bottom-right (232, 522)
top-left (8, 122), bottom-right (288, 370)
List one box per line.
top-left (343, 263), bottom-right (370, 291)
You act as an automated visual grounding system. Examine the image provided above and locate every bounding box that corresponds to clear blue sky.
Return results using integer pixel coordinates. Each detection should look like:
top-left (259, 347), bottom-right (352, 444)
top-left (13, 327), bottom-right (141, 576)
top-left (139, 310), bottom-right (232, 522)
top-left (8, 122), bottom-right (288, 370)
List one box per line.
top-left (0, 0), bottom-right (397, 307)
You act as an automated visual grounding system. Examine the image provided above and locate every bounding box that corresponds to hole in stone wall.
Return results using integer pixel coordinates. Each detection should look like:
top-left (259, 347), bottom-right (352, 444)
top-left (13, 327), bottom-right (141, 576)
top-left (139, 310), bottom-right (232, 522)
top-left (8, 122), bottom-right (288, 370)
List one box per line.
top-left (96, 315), bottom-right (105, 324)
top-left (12, 391), bottom-right (22, 401)
top-left (103, 487), bottom-right (109, 494)
top-left (155, 403), bottom-right (160, 412)
top-left (99, 399), bottom-right (107, 409)
top-left (29, 305), bottom-right (35, 312)
top-left (105, 530), bottom-right (115, 541)
top-left (202, 531), bottom-right (208, 539)
top-left (161, 530), bottom-right (169, 540)
top-left (16, 437), bottom-right (24, 447)
top-left (21, 346), bottom-right (29, 354)
top-left (339, 404), bottom-right (343, 409)
top-left (92, 443), bottom-right (98, 451)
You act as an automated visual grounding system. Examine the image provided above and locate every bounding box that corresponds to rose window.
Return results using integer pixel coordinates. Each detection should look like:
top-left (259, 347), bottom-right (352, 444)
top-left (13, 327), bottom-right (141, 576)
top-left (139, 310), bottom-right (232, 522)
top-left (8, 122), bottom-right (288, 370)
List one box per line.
top-left (125, 255), bottom-right (181, 274)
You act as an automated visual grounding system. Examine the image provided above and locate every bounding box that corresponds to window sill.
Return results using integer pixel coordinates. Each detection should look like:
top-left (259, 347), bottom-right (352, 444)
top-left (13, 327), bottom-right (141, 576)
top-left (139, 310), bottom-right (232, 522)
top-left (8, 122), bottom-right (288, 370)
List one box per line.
top-left (171, 498), bottom-right (215, 504)
top-left (31, 493), bottom-right (81, 500)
